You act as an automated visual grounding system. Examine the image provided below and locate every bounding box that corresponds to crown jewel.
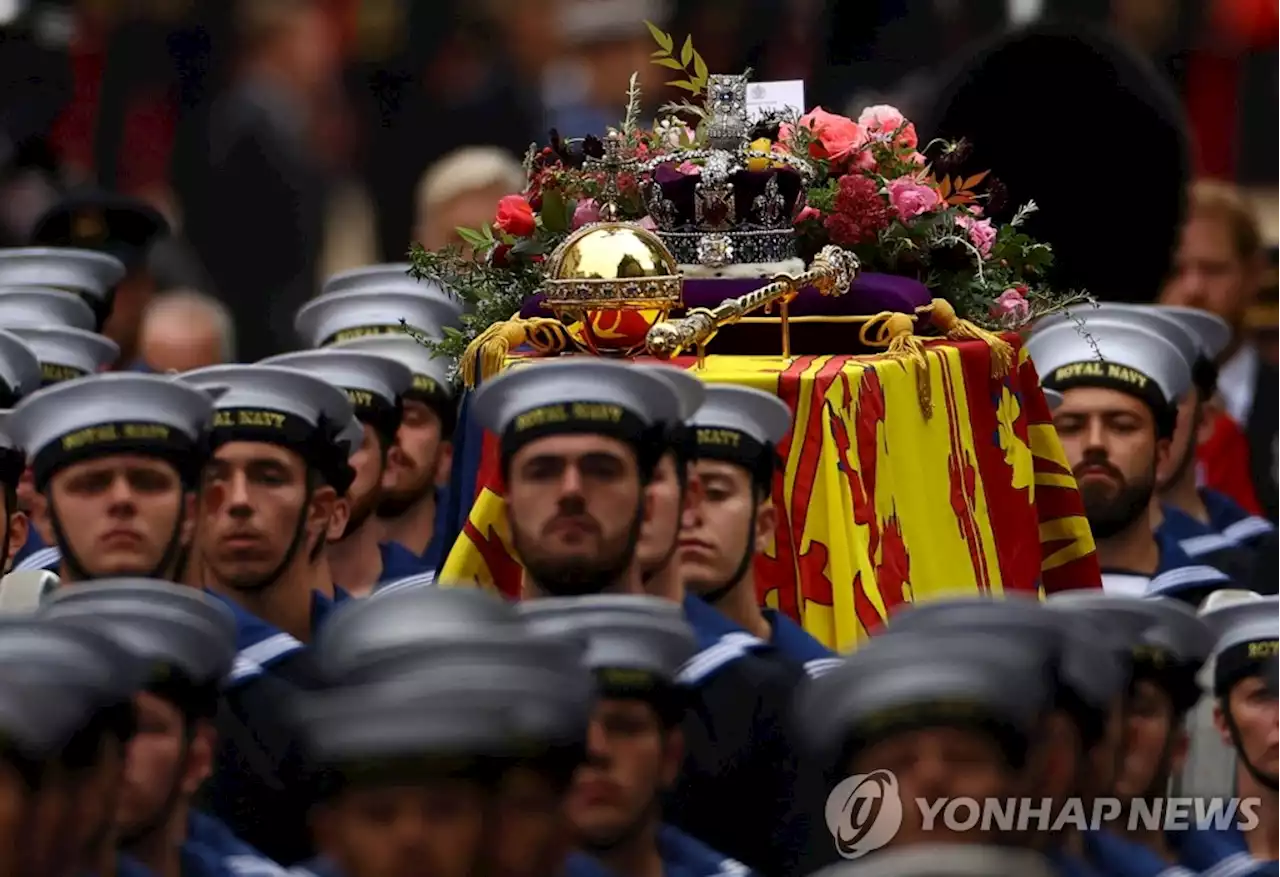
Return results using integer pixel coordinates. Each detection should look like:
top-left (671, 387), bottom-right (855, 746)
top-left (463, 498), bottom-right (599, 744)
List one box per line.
top-left (641, 73), bottom-right (811, 269)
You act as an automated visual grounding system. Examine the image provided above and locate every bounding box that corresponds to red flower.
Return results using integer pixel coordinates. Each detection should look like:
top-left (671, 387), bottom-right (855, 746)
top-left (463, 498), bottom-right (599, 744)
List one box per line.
top-left (489, 243), bottom-right (513, 268)
top-left (494, 195), bottom-right (536, 237)
top-left (823, 175), bottom-right (891, 245)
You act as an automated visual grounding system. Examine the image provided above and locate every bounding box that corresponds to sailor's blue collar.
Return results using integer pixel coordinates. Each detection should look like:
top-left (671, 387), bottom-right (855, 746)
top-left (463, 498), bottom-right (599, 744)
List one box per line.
top-left (207, 585), bottom-right (349, 687)
top-left (761, 608), bottom-right (841, 677)
top-left (1046, 846), bottom-right (1105, 877)
top-left (378, 540), bottom-right (432, 582)
top-left (115, 813), bottom-right (283, 877)
top-left (1171, 824), bottom-right (1273, 875)
top-left (1101, 532), bottom-right (1232, 598)
top-left (1082, 830), bottom-right (1192, 877)
top-left (658, 823), bottom-right (756, 877)
top-left (1160, 503), bottom-right (1236, 559)
top-left (678, 594), bottom-right (768, 686)
top-left (1203, 489), bottom-right (1275, 544)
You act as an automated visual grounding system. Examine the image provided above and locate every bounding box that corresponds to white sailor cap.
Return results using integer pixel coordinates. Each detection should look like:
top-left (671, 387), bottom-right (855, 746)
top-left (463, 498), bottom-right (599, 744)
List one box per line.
top-left (0, 248), bottom-right (125, 303)
top-left (322, 262), bottom-right (460, 303)
top-left (5, 373), bottom-right (216, 488)
top-left (335, 335), bottom-right (457, 412)
top-left (178, 364), bottom-right (359, 493)
top-left (0, 288), bottom-right (97, 332)
top-left (43, 579), bottom-right (237, 690)
top-left (1047, 593), bottom-right (1214, 667)
top-left (9, 326), bottom-right (119, 385)
top-left (798, 631), bottom-right (1051, 765)
top-left (296, 289), bottom-right (463, 348)
top-left (686, 384), bottom-right (791, 483)
top-left (519, 595), bottom-right (698, 689)
top-left (261, 350), bottom-right (413, 430)
top-left (1043, 388), bottom-right (1064, 411)
top-left (1035, 306), bottom-right (1202, 373)
top-left (1153, 305), bottom-right (1231, 361)
top-left (648, 365), bottom-right (705, 422)
top-left (1202, 596), bottom-right (1279, 697)
top-left (471, 359), bottom-right (682, 462)
top-left (0, 329), bottom-right (42, 408)
top-left (1027, 317), bottom-right (1191, 424)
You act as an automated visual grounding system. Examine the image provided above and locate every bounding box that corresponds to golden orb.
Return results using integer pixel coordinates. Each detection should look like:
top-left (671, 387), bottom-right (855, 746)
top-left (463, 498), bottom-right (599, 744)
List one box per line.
top-left (541, 221), bottom-right (683, 356)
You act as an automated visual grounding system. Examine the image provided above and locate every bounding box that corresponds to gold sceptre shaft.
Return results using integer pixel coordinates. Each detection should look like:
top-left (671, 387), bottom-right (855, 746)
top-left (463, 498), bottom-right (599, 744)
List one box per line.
top-left (645, 246), bottom-right (861, 361)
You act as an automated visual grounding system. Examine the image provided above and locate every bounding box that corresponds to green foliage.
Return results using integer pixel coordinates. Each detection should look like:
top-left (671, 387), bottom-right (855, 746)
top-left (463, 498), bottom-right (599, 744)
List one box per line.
top-left (646, 22), bottom-right (709, 96)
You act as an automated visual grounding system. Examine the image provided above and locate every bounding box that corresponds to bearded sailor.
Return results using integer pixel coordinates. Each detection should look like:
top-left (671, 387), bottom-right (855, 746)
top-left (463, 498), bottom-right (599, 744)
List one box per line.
top-left (1028, 312), bottom-right (1237, 602)
top-left (178, 362), bottom-right (361, 864)
top-left (0, 373), bottom-right (214, 596)
top-left (260, 348), bottom-right (419, 594)
top-left (681, 384), bottom-right (839, 678)
top-left (294, 286), bottom-right (462, 588)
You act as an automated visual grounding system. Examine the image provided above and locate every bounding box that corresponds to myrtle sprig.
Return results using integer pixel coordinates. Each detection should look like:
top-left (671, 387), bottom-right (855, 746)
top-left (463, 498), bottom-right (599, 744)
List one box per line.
top-left (645, 21), bottom-right (709, 96)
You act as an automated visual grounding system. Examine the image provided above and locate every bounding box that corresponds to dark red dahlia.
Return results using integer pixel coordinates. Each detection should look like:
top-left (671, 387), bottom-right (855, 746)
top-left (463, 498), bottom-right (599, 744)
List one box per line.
top-left (824, 175), bottom-right (891, 245)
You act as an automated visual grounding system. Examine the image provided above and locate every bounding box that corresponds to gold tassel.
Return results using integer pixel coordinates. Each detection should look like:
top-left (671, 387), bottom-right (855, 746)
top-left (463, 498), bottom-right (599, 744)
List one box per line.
top-left (459, 317), bottom-right (570, 388)
top-left (925, 298), bottom-right (1015, 379)
top-left (860, 311), bottom-right (933, 419)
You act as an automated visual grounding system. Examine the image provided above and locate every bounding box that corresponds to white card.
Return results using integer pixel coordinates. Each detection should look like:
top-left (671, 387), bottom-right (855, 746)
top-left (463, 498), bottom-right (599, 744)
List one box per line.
top-left (745, 80), bottom-right (807, 121)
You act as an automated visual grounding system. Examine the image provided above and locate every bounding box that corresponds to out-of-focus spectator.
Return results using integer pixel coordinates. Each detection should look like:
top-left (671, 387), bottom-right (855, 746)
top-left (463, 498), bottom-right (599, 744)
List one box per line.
top-left (544, 0), bottom-right (670, 136)
top-left (183, 0), bottom-right (340, 363)
top-left (138, 289), bottom-right (236, 372)
top-left (30, 188), bottom-right (169, 367)
top-left (1247, 246), bottom-right (1278, 367)
top-left (413, 146), bottom-right (526, 252)
top-left (1163, 179), bottom-right (1278, 521)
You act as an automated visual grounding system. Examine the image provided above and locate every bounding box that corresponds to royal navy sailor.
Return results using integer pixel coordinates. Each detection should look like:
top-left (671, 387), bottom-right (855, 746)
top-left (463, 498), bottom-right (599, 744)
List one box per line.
top-left (296, 585), bottom-right (593, 877)
top-left (0, 329), bottom-right (41, 575)
top-left (1200, 595), bottom-right (1279, 864)
top-left (1028, 313), bottom-right (1237, 602)
top-left (177, 362), bottom-right (360, 863)
top-left (470, 357), bottom-right (823, 877)
top-left (682, 384), bottom-right (839, 678)
top-left (0, 373), bottom-right (215, 590)
top-left (797, 623), bottom-right (1058, 872)
top-left (521, 595), bottom-right (761, 877)
top-left (0, 615), bottom-right (149, 877)
top-left (294, 285), bottom-right (463, 587)
top-left (40, 578), bottom-right (283, 877)
top-left (261, 348), bottom-right (419, 594)
top-left (0, 285), bottom-right (98, 331)
top-left (882, 597), bottom-right (1134, 876)
top-left (0, 243), bottom-right (124, 329)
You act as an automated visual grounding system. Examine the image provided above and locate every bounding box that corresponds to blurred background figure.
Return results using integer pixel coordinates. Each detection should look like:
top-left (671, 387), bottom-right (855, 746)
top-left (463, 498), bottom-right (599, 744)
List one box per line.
top-left (137, 289), bottom-right (236, 373)
top-left (413, 146), bottom-right (527, 251)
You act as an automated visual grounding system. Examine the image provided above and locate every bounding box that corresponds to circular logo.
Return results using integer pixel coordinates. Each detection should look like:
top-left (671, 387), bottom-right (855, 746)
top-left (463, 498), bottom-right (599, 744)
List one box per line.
top-left (825, 770), bottom-right (903, 859)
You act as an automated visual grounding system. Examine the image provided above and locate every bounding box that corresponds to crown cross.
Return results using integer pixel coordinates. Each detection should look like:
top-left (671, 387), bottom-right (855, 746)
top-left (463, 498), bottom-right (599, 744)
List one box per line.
top-left (705, 74), bottom-right (750, 151)
top-left (584, 134), bottom-right (643, 221)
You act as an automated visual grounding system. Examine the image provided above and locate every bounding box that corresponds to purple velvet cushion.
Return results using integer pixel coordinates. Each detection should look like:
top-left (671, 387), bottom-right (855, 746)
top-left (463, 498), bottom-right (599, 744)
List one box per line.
top-left (519, 271), bottom-right (931, 320)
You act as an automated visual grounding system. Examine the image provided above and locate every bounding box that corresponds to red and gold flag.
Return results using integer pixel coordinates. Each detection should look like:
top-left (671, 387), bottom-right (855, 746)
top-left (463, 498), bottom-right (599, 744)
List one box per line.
top-left (439, 337), bottom-right (1100, 650)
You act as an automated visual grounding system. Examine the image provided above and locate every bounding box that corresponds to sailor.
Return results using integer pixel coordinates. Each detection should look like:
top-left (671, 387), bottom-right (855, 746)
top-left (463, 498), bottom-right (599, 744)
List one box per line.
top-left (0, 616), bottom-right (148, 877)
top-left (1037, 304), bottom-right (1260, 584)
top-left (315, 262), bottom-right (463, 325)
top-left (260, 348), bottom-right (418, 595)
top-left (0, 244), bottom-right (125, 329)
top-left (520, 595), bottom-right (760, 877)
top-left (0, 285), bottom-right (99, 331)
top-left (0, 329), bottom-right (41, 575)
top-left (882, 597), bottom-right (1133, 876)
top-left (294, 286), bottom-right (463, 350)
top-left (797, 626), bottom-right (1055, 862)
top-left (469, 358), bottom-right (821, 876)
top-left (1046, 593), bottom-right (1273, 876)
top-left (40, 579), bottom-right (283, 877)
top-left (682, 384), bottom-right (839, 677)
top-left (1200, 595), bottom-right (1279, 863)
top-left (176, 362), bottom-right (359, 863)
top-left (1028, 313), bottom-right (1237, 602)
top-left (30, 188), bottom-right (171, 367)
top-left (0, 373), bottom-right (214, 588)
top-left (296, 586), bottom-right (593, 877)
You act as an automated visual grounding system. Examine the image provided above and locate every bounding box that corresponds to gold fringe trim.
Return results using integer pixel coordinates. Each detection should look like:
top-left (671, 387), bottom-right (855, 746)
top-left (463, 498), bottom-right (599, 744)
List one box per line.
top-left (459, 317), bottom-right (570, 388)
top-left (859, 311), bottom-right (933, 419)
top-left (919, 298), bottom-right (1014, 379)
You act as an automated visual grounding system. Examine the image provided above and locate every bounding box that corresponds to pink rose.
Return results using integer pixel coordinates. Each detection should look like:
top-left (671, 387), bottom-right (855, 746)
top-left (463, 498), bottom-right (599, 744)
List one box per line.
top-left (990, 289), bottom-right (1031, 326)
top-left (886, 178), bottom-right (940, 222)
top-left (857, 104), bottom-right (919, 149)
top-left (636, 215), bottom-right (658, 231)
top-left (794, 205), bottom-right (821, 224)
top-left (792, 107), bottom-right (867, 162)
top-left (572, 199), bottom-right (601, 230)
top-left (677, 160), bottom-right (701, 176)
top-left (955, 214), bottom-right (996, 258)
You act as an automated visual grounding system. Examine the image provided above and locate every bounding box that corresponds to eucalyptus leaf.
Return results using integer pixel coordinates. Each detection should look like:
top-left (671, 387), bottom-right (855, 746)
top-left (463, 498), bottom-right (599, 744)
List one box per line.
top-left (666, 79), bottom-right (698, 94)
top-left (693, 51), bottom-right (709, 86)
top-left (654, 57), bottom-right (685, 70)
top-left (645, 21), bottom-right (673, 53)
top-left (680, 34), bottom-right (694, 66)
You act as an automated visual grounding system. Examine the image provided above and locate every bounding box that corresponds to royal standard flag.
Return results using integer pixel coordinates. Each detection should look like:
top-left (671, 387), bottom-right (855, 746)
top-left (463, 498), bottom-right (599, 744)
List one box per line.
top-left (436, 337), bottom-right (1100, 650)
